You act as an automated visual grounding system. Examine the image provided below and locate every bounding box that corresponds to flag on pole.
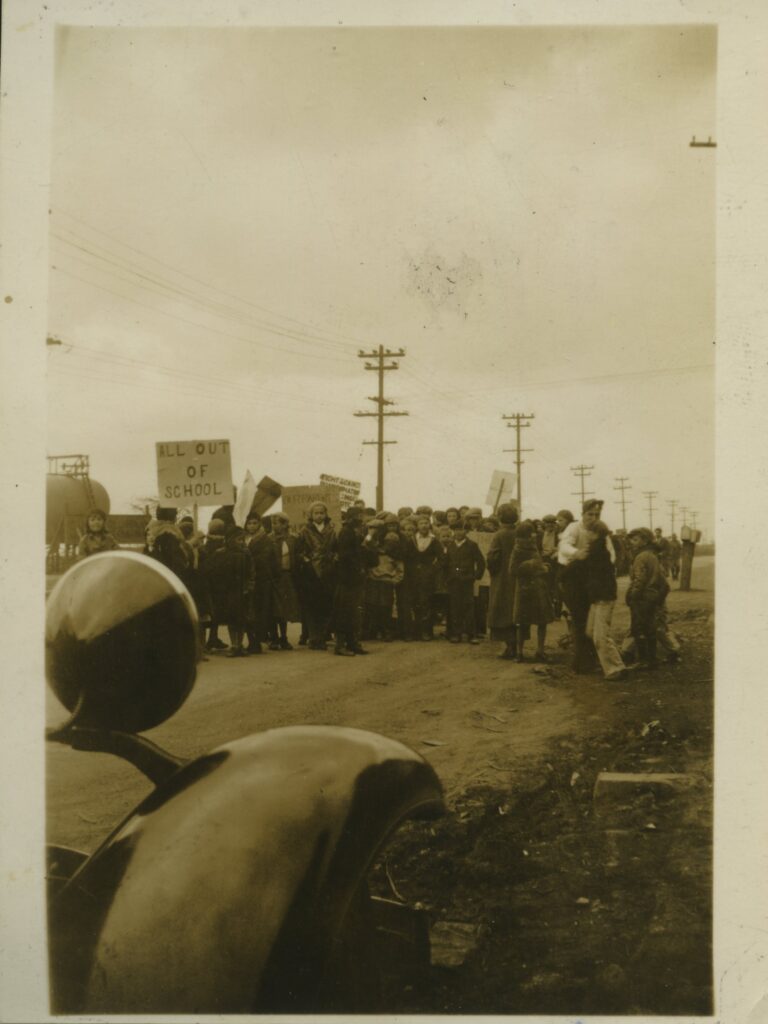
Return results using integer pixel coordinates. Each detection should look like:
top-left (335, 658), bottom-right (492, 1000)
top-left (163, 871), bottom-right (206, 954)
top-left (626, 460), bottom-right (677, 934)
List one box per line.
top-left (233, 470), bottom-right (258, 526)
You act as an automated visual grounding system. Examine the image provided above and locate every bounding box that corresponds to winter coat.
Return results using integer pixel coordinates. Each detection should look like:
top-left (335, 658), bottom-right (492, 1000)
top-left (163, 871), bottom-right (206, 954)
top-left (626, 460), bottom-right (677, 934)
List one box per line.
top-left (205, 546), bottom-right (253, 626)
top-left (77, 531), bottom-right (119, 559)
top-left (627, 548), bottom-right (669, 606)
top-left (510, 539), bottom-right (554, 626)
top-left (486, 525), bottom-right (517, 630)
top-left (446, 538), bottom-right (486, 584)
top-left (584, 533), bottom-right (618, 604)
top-left (270, 533), bottom-right (301, 622)
top-left (410, 536), bottom-right (441, 597)
top-left (296, 521), bottom-right (338, 586)
top-left (145, 520), bottom-right (189, 579)
top-left (332, 525), bottom-right (379, 632)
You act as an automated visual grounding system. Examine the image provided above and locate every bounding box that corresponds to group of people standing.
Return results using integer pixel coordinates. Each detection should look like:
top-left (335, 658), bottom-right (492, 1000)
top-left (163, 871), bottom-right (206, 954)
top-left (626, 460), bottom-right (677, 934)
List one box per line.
top-left (74, 495), bottom-right (680, 673)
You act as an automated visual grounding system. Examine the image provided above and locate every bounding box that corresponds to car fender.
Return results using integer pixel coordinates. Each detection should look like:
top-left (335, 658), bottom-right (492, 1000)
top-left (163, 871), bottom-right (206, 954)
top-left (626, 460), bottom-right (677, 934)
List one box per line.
top-left (50, 725), bottom-right (443, 1013)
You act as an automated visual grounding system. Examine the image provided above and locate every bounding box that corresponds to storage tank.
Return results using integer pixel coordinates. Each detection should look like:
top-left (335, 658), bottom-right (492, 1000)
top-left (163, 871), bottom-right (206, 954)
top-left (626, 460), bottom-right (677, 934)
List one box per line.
top-left (46, 475), bottom-right (111, 545)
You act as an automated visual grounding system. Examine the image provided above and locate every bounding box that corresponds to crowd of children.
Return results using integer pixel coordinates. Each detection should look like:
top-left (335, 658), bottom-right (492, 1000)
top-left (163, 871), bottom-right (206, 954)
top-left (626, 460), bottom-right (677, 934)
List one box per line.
top-left (75, 496), bottom-right (682, 673)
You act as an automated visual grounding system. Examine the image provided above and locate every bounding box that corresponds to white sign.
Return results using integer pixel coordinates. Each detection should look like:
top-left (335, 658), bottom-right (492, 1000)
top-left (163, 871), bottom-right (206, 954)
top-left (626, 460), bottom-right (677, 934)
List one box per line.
top-left (485, 469), bottom-right (516, 508)
top-left (320, 474), bottom-right (361, 510)
top-left (156, 439), bottom-right (234, 505)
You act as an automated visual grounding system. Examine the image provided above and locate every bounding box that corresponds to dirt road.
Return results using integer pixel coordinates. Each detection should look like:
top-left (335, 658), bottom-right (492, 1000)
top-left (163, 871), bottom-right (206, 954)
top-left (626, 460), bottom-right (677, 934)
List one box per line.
top-left (46, 557), bottom-right (714, 1015)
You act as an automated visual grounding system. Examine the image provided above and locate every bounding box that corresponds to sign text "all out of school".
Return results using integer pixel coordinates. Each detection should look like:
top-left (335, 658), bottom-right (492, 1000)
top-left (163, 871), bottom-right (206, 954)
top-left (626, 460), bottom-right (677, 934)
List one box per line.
top-left (156, 439), bottom-right (234, 505)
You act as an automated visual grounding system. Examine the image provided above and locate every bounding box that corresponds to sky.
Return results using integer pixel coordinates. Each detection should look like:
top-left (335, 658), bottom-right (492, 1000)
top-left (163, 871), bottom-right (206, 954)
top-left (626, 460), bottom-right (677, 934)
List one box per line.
top-left (46, 24), bottom-right (716, 536)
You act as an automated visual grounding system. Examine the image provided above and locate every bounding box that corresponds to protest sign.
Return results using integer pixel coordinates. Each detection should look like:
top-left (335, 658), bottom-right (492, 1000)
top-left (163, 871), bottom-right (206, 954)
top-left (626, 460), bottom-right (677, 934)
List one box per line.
top-left (320, 474), bottom-right (361, 510)
top-left (281, 485), bottom-right (342, 529)
top-left (485, 469), bottom-right (517, 510)
top-left (156, 439), bottom-right (234, 505)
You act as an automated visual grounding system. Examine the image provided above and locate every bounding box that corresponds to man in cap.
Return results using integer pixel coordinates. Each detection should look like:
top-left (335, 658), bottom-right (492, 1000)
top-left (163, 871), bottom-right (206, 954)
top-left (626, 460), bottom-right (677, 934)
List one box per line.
top-left (465, 507), bottom-right (483, 532)
top-left (557, 499), bottom-right (605, 672)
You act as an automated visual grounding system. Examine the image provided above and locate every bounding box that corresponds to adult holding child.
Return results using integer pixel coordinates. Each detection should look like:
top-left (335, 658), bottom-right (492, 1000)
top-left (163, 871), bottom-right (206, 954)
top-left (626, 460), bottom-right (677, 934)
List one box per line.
top-left (558, 499), bottom-right (603, 673)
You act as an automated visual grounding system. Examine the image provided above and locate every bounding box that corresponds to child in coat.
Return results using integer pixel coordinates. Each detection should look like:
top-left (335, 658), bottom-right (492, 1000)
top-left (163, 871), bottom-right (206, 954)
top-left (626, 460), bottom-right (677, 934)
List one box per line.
top-left (625, 527), bottom-right (670, 669)
top-left (77, 509), bottom-right (119, 559)
top-left (365, 533), bottom-right (405, 641)
top-left (510, 522), bottom-right (554, 662)
top-left (446, 524), bottom-right (486, 643)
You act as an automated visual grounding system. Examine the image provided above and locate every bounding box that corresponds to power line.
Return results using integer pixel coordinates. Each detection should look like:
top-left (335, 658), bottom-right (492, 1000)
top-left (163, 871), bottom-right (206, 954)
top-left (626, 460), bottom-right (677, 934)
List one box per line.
top-left (666, 499), bottom-right (679, 534)
top-left (50, 265), bottom-right (349, 365)
top-left (613, 476), bottom-right (632, 531)
top-left (502, 412), bottom-right (534, 516)
top-left (426, 362), bottom-right (714, 398)
top-left (51, 230), bottom-right (358, 357)
top-left (642, 491), bottom-right (659, 531)
top-left (354, 347), bottom-right (408, 511)
top-left (571, 464), bottom-right (594, 507)
top-left (48, 338), bottom-right (353, 414)
top-left (53, 209), bottom-right (365, 351)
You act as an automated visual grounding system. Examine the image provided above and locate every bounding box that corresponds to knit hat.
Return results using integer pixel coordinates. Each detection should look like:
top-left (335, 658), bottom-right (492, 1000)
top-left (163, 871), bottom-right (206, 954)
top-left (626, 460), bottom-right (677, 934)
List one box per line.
top-left (542, 514), bottom-right (557, 524)
top-left (557, 509), bottom-right (575, 523)
top-left (415, 505), bottom-right (432, 516)
top-left (207, 518), bottom-right (227, 537)
top-left (582, 499), bottom-right (603, 514)
top-left (397, 507), bottom-right (413, 518)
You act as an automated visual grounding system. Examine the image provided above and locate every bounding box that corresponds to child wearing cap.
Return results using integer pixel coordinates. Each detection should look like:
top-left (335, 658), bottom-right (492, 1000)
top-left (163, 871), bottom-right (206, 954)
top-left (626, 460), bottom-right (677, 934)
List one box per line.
top-left (625, 528), bottom-right (669, 669)
top-left (432, 524), bottom-right (453, 637)
top-left (269, 514), bottom-right (301, 650)
top-left (510, 522), bottom-right (553, 662)
top-left (364, 527), bottom-right (405, 641)
top-left (446, 524), bottom-right (486, 643)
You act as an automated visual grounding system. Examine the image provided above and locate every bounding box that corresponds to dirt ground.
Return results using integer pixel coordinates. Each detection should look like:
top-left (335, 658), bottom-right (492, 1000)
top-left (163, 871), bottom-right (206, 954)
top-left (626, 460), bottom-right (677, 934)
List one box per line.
top-left (46, 556), bottom-right (714, 1015)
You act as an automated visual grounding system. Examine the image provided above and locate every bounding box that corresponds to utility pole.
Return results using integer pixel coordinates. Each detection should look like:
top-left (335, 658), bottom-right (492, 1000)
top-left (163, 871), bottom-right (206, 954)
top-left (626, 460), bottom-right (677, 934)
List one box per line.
top-left (642, 491), bottom-right (659, 530)
top-left (666, 499), bottom-right (678, 535)
top-left (613, 476), bottom-right (632, 531)
top-left (502, 412), bottom-right (534, 516)
top-left (680, 506), bottom-right (689, 527)
top-left (354, 347), bottom-right (408, 511)
top-left (571, 464), bottom-right (595, 508)
top-left (691, 510), bottom-right (698, 531)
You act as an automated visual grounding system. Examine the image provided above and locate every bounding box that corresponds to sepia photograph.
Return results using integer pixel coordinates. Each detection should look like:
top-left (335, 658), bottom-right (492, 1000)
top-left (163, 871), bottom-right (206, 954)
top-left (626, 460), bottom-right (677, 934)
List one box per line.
top-left (1, 1), bottom-right (766, 1021)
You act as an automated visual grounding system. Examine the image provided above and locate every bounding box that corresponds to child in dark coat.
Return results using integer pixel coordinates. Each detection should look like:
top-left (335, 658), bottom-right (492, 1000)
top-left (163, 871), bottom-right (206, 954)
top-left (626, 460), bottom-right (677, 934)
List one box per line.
top-left (626, 527), bottom-right (669, 669)
top-left (209, 526), bottom-right (253, 658)
top-left (510, 522), bottom-right (554, 662)
top-left (446, 524), bottom-right (486, 643)
top-left (77, 509), bottom-right (119, 559)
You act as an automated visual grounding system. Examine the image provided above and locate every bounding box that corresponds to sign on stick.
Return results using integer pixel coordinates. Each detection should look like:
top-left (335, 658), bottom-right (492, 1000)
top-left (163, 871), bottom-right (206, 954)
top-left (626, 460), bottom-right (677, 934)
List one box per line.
top-left (485, 469), bottom-right (517, 510)
top-left (156, 439), bottom-right (234, 505)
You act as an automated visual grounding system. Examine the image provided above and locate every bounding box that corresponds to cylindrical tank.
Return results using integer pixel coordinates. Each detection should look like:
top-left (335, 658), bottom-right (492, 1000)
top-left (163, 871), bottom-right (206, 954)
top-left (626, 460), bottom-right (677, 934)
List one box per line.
top-left (46, 476), bottom-right (111, 545)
